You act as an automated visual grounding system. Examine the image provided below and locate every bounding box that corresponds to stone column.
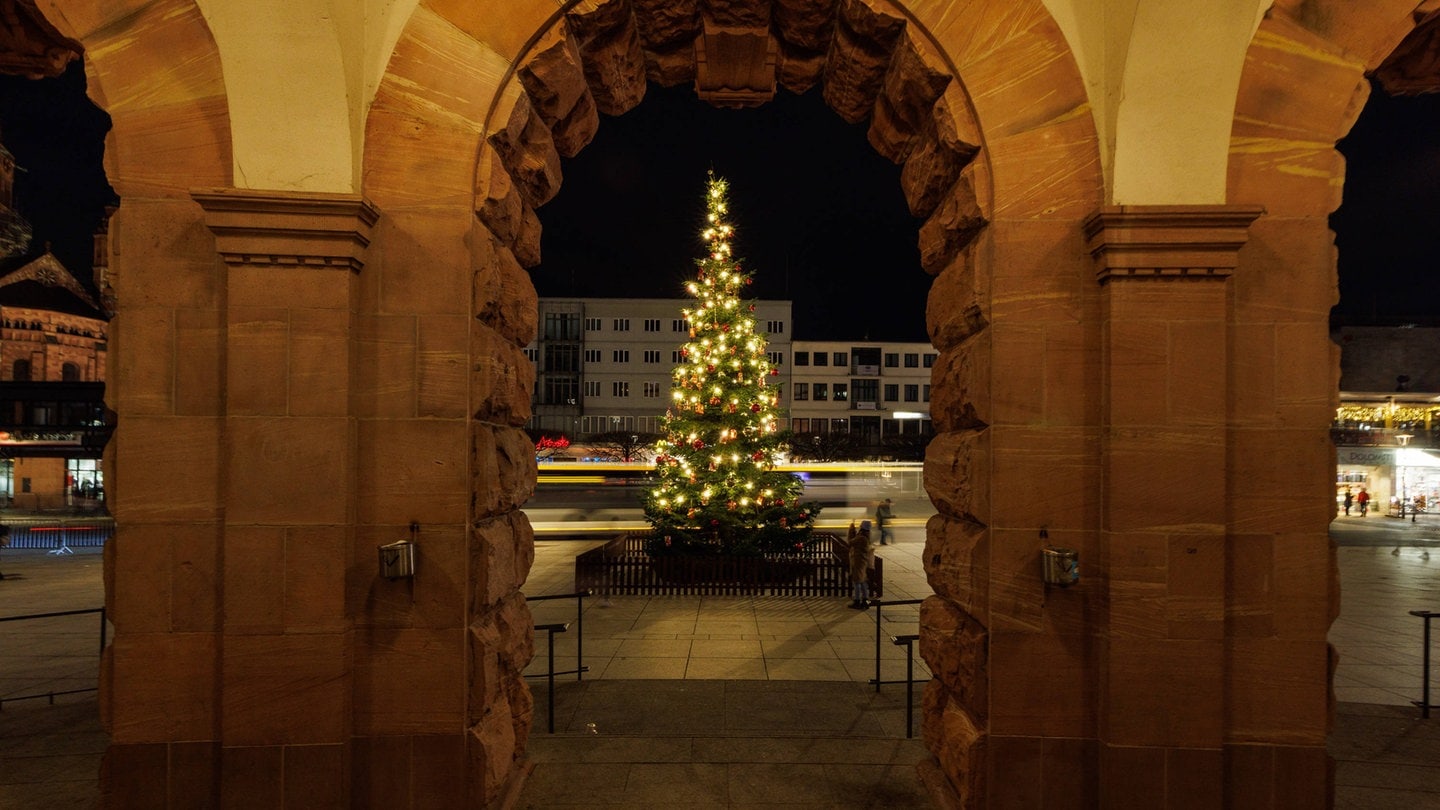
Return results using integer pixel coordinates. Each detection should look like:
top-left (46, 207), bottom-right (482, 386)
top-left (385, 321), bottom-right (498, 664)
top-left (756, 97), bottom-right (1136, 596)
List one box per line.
top-left (1083, 205), bottom-right (1262, 806)
top-left (193, 188), bottom-right (378, 806)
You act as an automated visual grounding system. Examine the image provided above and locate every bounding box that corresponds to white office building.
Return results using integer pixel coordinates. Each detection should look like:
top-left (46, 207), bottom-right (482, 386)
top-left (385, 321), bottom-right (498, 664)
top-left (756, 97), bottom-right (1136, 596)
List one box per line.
top-left (526, 298), bottom-right (935, 454)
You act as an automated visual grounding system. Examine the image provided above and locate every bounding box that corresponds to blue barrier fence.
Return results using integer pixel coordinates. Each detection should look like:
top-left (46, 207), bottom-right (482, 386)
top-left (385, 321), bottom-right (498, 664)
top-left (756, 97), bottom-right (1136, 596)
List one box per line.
top-left (0, 518), bottom-right (113, 549)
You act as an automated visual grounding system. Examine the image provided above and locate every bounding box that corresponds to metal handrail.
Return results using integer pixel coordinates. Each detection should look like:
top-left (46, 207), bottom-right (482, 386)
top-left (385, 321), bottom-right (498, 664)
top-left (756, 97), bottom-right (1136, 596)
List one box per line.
top-left (0, 607), bottom-right (107, 710)
top-left (892, 634), bottom-right (920, 738)
top-left (866, 598), bottom-right (925, 692)
top-left (525, 589), bottom-right (591, 681)
top-left (1411, 610), bottom-right (1439, 719)
top-left (532, 622), bottom-right (570, 733)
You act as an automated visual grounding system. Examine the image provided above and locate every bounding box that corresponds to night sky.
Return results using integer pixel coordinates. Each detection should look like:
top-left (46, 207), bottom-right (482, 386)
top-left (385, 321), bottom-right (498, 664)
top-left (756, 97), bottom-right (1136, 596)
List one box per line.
top-left (3, 67), bottom-right (1437, 337)
top-left (1331, 78), bottom-right (1440, 327)
top-left (533, 83), bottom-right (928, 341)
top-left (0, 61), bottom-right (114, 291)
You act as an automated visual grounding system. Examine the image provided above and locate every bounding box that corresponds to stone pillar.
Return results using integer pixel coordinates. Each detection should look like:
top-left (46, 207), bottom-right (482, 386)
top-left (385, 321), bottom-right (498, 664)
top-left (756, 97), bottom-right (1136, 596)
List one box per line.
top-left (194, 189), bottom-right (377, 806)
top-left (1084, 205), bottom-right (1262, 807)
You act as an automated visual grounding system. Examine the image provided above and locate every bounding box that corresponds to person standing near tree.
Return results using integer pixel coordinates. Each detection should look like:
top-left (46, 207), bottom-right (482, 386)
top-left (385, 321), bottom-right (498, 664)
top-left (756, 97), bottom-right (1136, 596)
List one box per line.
top-left (847, 520), bottom-right (874, 609)
top-left (874, 498), bottom-right (895, 545)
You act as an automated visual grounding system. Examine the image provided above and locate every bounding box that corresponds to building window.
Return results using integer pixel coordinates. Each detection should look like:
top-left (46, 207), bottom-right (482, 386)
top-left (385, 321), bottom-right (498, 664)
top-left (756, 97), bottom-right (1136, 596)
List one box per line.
top-left (833, 352), bottom-right (847, 367)
top-left (794, 352), bottom-right (809, 366)
top-left (585, 380), bottom-right (600, 397)
top-left (644, 350), bottom-right (661, 363)
top-left (584, 349), bottom-right (601, 363)
top-left (612, 381), bottom-right (629, 397)
top-left (814, 383), bottom-right (828, 401)
top-left (62, 362), bottom-right (80, 381)
top-left (672, 319), bottom-right (689, 332)
top-left (524, 347), bottom-right (538, 362)
top-left (542, 376), bottom-right (578, 405)
top-left (12, 359), bottom-right (30, 381)
top-left (544, 313), bottom-right (580, 340)
top-left (923, 384), bottom-right (931, 402)
top-left (643, 381), bottom-right (662, 397)
top-left (833, 383), bottom-right (848, 402)
top-left (794, 383), bottom-right (809, 401)
top-left (672, 350), bottom-right (684, 363)
top-left (584, 317), bottom-right (601, 332)
top-left (884, 384), bottom-right (898, 401)
top-left (544, 344), bottom-right (579, 372)
top-left (904, 353), bottom-right (919, 368)
top-left (814, 352), bottom-right (828, 367)
top-left (612, 350), bottom-right (630, 363)
top-left (884, 353), bottom-right (899, 367)
top-left (904, 384), bottom-right (919, 402)
top-left (767, 351), bottom-right (784, 365)
top-left (613, 318), bottom-right (630, 331)
top-left (767, 320), bottom-right (785, 333)
top-left (644, 318), bottom-right (661, 332)
top-left (923, 353), bottom-right (937, 368)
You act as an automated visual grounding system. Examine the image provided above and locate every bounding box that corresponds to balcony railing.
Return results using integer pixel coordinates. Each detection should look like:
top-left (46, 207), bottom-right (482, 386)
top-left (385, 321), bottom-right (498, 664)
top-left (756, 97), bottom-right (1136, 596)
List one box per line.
top-left (1332, 426), bottom-right (1439, 448)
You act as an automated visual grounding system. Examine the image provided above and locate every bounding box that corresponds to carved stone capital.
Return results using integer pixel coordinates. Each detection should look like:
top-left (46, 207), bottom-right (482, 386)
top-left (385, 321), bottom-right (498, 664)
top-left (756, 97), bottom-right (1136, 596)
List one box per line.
top-left (1083, 205), bottom-right (1264, 283)
top-left (191, 188), bottom-right (380, 272)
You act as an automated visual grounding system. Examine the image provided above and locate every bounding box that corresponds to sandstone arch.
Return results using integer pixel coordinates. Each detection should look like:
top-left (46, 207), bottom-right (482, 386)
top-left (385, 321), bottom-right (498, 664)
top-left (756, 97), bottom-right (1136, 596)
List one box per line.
top-left (29, 0), bottom-right (1432, 805)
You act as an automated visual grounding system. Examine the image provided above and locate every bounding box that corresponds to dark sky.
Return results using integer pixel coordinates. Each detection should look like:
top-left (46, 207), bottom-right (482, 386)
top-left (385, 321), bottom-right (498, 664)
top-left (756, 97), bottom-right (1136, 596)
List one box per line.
top-left (0, 61), bottom-right (114, 290)
top-left (533, 83), bottom-right (929, 341)
top-left (1331, 78), bottom-right (1440, 327)
top-left (3, 67), bottom-right (1437, 337)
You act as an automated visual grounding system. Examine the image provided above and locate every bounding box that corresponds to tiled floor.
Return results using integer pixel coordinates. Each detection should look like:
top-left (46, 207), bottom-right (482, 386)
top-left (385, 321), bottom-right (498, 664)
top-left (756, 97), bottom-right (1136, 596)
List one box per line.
top-left (4, 517), bottom-right (1440, 808)
top-left (523, 524), bottom-right (936, 688)
top-left (1329, 516), bottom-right (1440, 707)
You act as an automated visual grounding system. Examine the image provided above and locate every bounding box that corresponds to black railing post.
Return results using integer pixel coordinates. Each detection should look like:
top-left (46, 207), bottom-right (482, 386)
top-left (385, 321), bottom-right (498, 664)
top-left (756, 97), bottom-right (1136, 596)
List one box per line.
top-left (98, 606), bottom-right (107, 656)
top-left (891, 634), bottom-right (919, 738)
top-left (534, 622), bottom-right (569, 733)
top-left (868, 598), bottom-right (925, 691)
top-left (1412, 610), bottom-right (1438, 719)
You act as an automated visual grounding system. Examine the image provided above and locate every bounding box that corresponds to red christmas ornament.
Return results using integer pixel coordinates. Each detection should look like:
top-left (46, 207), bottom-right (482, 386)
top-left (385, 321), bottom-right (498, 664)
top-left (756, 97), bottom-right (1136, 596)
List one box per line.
top-left (692, 439), bottom-right (704, 449)
top-left (776, 499), bottom-right (785, 507)
top-left (751, 403), bottom-right (762, 413)
top-left (721, 324), bottom-right (730, 332)
top-left (770, 368), bottom-right (779, 376)
top-left (779, 517), bottom-right (788, 526)
top-left (711, 519), bottom-right (720, 526)
top-left (749, 304), bottom-right (755, 312)
top-left (706, 364), bottom-right (715, 373)
top-left (709, 396), bottom-right (721, 405)
top-left (752, 451), bottom-right (764, 461)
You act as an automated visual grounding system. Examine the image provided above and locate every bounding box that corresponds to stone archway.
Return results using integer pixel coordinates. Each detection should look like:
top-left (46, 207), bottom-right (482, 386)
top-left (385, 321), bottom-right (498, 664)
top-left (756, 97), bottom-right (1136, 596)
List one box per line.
top-left (39, 0), bottom-right (1428, 805)
top-left (463, 2), bottom-right (1072, 807)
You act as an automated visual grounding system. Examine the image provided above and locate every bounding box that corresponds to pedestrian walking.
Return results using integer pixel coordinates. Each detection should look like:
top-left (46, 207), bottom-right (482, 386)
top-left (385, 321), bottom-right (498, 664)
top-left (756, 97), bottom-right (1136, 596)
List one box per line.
top-left (1357, 487), bottom-right (1370, 516)
top-left (1343, 487), bottom-right (1353, 516)
top-left (874, 498), bottom-right (895, 545)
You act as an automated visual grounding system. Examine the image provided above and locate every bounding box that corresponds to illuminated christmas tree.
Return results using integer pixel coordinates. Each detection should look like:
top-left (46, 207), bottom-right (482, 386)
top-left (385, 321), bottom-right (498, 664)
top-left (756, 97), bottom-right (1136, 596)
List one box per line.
top-left (643, 173), bottom-right (820, 556)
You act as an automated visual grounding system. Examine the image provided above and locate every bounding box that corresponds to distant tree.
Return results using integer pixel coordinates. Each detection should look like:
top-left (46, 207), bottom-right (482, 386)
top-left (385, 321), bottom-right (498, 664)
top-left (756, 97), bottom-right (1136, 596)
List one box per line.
top-left (880, 432), bottom-right (933, 461)
top-left (786, 431), bottom-right (862, 462)
top-left (587, 431), bottom-right (657, 463)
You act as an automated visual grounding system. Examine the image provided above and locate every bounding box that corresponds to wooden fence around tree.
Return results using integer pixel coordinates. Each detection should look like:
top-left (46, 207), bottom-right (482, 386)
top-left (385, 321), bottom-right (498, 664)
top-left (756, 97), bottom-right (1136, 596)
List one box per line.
top-left (574, 533), bottom-right (883, 597)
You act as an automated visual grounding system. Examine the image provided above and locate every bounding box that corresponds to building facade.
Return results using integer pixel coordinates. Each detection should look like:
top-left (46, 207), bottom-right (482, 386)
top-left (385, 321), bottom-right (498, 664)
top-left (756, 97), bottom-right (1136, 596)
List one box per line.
top-left (527, 297), bottom-right (794, 438)
top-left (0, 127), bottom-right (109, 510)
top-left (526, 298), bottom-right (933, 455)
